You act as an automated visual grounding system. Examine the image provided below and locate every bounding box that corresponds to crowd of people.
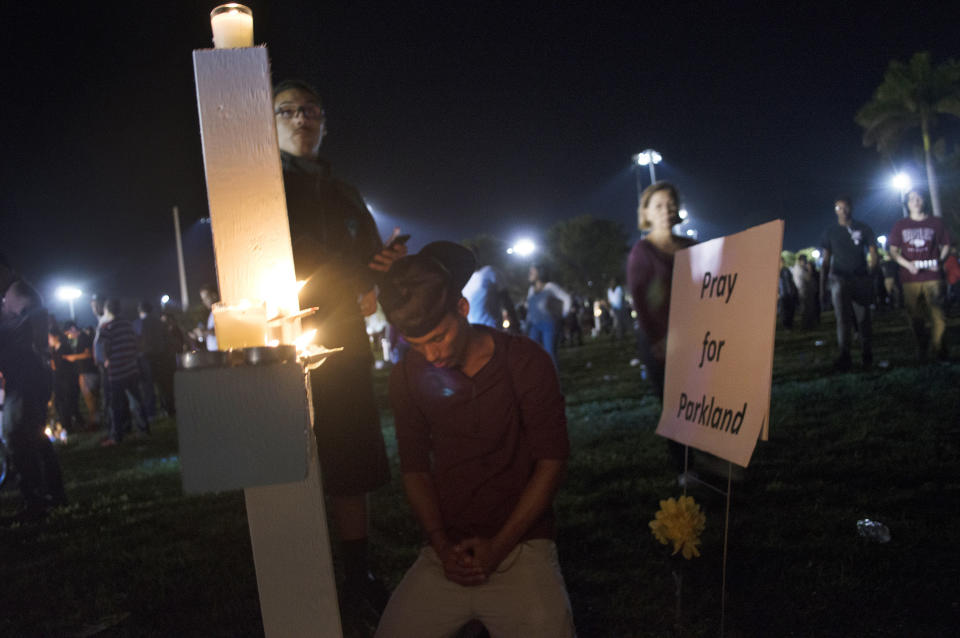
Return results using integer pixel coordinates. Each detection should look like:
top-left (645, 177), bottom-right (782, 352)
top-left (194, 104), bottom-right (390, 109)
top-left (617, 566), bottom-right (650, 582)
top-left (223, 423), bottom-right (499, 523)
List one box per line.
top-left (0, 263), bottom-right (205, 523)
top-left (3, 76), bottom-right (957, 637)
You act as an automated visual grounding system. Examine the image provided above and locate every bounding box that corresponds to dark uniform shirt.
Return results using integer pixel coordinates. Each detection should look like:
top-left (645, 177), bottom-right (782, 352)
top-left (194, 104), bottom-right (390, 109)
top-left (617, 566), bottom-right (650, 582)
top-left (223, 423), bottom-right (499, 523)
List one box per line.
top-left (820, 220), bottom-right (876, 278)
top-left (281, 152), bottom-right (383, 355)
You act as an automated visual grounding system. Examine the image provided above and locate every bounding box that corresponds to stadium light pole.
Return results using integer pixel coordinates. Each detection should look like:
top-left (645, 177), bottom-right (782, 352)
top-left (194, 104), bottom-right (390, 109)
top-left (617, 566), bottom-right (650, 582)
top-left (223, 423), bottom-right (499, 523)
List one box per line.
top-left (172, 206), bottom-right (190, 308)
top-left (56, 286), bottom-right (83, 320)
top-left (633, 149), bottom-right (662, 184)
top-left (891, 172), bottom-right (911, 218)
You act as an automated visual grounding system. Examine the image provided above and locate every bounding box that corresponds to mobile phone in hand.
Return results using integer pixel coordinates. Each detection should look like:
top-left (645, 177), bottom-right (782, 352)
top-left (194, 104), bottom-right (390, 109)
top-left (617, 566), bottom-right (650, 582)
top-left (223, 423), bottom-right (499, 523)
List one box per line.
top-left (386, 234), bottom-right (411, 249)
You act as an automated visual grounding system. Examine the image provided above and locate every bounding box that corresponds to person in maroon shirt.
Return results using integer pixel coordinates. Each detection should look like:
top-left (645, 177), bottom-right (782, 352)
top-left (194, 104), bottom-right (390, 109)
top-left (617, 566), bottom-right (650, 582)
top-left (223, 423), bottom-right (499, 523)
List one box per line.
top-left (888, 188), bottom-right (953, 361)
top-left (376, 242), bottom-right (575, 638)
top-left (626, 181), bottom-right (696, 477)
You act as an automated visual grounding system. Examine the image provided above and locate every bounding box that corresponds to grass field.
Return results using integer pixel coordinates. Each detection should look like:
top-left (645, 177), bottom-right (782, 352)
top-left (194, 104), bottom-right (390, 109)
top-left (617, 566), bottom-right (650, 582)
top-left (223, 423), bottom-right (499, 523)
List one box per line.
top-left (2, 308), bottom-right (959, 637)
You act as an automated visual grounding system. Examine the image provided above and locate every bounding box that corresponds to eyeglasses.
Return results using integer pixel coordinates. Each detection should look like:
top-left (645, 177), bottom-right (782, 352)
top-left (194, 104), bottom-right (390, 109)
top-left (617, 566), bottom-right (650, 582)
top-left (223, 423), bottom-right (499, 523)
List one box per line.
top-left (274, 105), bottom-right (324, 120)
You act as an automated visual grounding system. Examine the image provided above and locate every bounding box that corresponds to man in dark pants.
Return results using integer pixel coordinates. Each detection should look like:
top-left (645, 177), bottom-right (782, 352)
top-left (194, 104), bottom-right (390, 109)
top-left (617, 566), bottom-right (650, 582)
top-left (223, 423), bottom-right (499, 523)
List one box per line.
top-left (820, 197), bottom-right (879, 371)
top-left (1, 280), bottom-right (66, 522)
top-left (135, 301), bottom-right (173, 418)
top-left (63, 320), bottom-right (99, 429)
top-left (98, 299), bottom-right (150, 445)
top-left (273, 78), bottom-right (407, 618)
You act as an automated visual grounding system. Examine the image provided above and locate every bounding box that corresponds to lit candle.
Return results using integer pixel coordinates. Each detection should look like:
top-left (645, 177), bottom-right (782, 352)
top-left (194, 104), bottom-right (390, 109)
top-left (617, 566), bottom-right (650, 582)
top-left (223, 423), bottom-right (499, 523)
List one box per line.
top-left (210, 4), bottom-right (253, 49)
top-left (211, 300), bottom-right (267, 349)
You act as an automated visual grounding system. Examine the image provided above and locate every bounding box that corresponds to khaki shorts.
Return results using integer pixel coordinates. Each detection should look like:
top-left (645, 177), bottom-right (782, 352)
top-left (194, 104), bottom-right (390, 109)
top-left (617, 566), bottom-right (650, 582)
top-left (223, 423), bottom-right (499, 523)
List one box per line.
top-left (375, 539), bottom-right (576, 638)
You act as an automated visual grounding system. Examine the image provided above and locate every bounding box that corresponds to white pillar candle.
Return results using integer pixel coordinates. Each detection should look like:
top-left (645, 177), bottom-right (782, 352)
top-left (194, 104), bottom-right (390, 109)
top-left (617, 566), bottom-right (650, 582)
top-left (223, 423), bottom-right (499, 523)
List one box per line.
top-left (210, 4), bottom-right (253, 49)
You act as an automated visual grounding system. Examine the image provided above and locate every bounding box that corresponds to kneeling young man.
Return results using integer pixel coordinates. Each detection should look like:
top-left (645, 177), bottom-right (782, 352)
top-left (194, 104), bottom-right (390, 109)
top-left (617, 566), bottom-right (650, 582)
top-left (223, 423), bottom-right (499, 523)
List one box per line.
top-left (376, 242), bottom-right (576, 638)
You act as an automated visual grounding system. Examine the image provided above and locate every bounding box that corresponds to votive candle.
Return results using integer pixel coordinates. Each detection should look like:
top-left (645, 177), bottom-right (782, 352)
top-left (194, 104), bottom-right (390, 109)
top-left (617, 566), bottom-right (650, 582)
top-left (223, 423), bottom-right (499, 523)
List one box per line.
top-left (210, 4), bottom-right (253, 49)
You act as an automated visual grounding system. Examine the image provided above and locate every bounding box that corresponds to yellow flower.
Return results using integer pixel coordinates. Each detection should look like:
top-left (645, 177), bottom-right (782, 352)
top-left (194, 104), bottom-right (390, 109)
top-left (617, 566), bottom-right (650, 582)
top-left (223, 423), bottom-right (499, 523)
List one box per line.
top-left (649, 495), bottom-right (706, 560)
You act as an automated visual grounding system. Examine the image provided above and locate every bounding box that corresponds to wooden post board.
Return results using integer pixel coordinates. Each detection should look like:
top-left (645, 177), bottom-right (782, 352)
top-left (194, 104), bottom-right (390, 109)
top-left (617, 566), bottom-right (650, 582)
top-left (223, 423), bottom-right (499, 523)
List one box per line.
top-left (656, 220), bottom-right (783, 467)
top-left (193, 46), bottom-right (341, 637)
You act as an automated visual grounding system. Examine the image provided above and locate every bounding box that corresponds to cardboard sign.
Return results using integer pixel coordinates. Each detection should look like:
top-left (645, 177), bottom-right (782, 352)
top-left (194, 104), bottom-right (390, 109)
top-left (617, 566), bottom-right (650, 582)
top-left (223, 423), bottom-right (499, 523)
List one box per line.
top-left (175, 362), bottom-right (310, 494)
top-left (656, 220), bottom-right (783, 467)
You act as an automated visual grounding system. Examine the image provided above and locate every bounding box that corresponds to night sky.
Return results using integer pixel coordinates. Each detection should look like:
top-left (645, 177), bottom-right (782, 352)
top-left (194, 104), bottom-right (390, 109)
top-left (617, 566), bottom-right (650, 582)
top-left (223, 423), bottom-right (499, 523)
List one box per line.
top-left (3, 2), bottom-right (957, 326)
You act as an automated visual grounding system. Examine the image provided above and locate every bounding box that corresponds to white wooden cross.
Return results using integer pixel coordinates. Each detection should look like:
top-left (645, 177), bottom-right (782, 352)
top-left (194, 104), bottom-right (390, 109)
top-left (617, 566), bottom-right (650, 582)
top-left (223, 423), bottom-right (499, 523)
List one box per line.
top-left (191, 46), bottom-right (342, 638)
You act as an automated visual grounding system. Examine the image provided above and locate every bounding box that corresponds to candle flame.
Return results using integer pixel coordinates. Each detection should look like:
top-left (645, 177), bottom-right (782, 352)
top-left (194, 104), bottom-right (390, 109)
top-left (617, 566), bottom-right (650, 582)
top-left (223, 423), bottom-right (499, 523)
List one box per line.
top-left (261, 266), bottom-right (302, 323)
top-left (294, 329), bottom-right (318, 352)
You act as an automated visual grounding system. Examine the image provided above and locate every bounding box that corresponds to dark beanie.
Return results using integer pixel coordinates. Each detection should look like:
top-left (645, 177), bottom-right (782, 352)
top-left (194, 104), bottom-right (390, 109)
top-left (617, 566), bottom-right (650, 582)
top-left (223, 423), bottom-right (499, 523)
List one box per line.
top-left (380, 242), bottom-right (476, 338)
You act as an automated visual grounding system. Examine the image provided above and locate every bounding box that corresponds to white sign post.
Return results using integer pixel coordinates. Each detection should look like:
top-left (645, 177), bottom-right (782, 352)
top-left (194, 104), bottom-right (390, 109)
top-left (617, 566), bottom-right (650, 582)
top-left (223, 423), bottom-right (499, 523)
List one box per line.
top-left (656, 220), bottom-right (783, 467)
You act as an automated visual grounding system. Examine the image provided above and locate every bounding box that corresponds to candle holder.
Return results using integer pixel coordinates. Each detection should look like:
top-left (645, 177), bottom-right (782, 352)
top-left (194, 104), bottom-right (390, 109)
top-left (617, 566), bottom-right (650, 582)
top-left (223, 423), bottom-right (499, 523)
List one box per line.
top-left (210, 3), bottom-right (254, 49)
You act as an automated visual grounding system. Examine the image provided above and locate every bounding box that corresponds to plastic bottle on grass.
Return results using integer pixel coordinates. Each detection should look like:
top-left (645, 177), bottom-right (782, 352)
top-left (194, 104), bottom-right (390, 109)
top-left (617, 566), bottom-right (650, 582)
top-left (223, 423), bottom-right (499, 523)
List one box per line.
top-left (857, 519), bottom-right (891, 543)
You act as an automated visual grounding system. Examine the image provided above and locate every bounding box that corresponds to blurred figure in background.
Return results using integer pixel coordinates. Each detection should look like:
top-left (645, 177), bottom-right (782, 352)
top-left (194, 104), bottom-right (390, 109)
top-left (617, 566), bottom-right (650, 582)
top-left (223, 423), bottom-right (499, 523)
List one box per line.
top-left (778, 256), bottom-right (798, 329)
top-left (63, 320), bottom-right (99, 429)
top-left (805, 256), bottom-right (821, 323)
top-left (134, 301), bottom-right (169, 419)
top-left (791, 254), bottom-right (819, 329)
top-left (48, 323), bottom-right (84, 432)
top-left (879, 254), bottom-right (902, 310)
top-left (627, 181), bottom-right (697, 479)
top-left (1, 279), bottom-right (66, 522)
top-left (91, 293), bottom-right (112, 433)
top-left (160, 311), bottom-right (187, 354)
top-left (525, 264), bottom-right (572, 366)
top-left (606, 277), bottom-right (630, 340)
top-left (888, 188), bottom-right (952, 362)
top-left (462, 262), bottom-right (520, 333)
top-left (820, 197), bottom-right (878, 371)
top-left (188, 285), bottom-right (219, 352)
top-left (563, 295), bottom-right (585, 347)
top-left (97, 299), bottom-right (150, 445)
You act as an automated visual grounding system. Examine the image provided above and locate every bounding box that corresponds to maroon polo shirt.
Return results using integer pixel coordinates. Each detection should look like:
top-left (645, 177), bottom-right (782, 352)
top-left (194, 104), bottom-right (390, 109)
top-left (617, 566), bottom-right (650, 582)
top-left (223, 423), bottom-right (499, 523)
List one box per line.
top-left (889, 216), bottom-right (952, 284)
top-left (389, 327), bottom-right (569, 543)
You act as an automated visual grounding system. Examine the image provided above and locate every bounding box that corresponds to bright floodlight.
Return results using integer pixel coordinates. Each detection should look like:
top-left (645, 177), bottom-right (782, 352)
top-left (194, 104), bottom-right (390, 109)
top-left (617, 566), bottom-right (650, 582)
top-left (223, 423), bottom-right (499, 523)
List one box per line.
top-left (678, 208), bottom-right (688, 220)
top-left (161, 294), bottom-right (171, 305)
top-left (891, 172), bottom-right (912, 193)
top-left (510, 238), bottom-right (536, 257)
top-left (685, 229), bottom-right (696, 237)
top-left (56, 286), bottom-right (83, 301)
top-left (877, 235), bottom-right (887, 247)
top-left (811, 249), bottom-right (821, 260)
top-left (633, 149), bottom-right (663, 166)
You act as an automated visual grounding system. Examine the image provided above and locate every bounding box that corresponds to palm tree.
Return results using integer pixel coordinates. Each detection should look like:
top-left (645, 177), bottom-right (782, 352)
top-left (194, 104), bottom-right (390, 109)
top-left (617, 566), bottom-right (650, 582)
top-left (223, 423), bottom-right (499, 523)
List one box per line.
top-left (855, 52), bottom-right (960, 218)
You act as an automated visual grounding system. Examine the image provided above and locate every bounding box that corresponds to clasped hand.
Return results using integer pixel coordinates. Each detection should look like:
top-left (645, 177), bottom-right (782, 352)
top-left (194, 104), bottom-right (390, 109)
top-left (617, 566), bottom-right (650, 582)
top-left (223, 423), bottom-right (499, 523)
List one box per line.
top-left (438, 537), bottom-right (511, 587)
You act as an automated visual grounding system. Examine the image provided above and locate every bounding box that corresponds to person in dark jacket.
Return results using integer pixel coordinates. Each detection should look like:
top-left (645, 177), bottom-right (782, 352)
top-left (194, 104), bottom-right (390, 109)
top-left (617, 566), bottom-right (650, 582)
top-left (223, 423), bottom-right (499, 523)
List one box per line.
top-left (274, 79), bottom-right (407, 616)
top-left (778, 256), bottom-right (798, 329)
top-left (49, 323), bottom-right (85, 432)
top-left (1, 280), bottom-right (66, 522)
